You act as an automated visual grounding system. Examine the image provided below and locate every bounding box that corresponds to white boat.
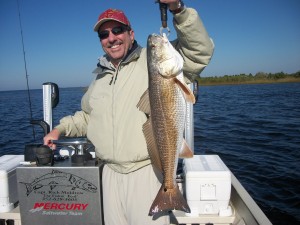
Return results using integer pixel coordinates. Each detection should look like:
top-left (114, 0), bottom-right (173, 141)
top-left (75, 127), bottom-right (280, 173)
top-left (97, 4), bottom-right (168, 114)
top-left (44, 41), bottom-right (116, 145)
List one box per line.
top-left (0, 158), bottom-right (273, 225)
top-left (0, 83), bottom-right (273, 225)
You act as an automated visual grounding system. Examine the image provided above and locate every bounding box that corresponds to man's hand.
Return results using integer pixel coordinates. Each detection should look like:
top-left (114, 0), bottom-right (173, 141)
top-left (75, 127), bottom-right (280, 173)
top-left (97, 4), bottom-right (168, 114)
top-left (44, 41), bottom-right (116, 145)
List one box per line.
top-left (43, 128), bottom-right (61, 149)
top-left (159, 0), bottom-right (180, 11)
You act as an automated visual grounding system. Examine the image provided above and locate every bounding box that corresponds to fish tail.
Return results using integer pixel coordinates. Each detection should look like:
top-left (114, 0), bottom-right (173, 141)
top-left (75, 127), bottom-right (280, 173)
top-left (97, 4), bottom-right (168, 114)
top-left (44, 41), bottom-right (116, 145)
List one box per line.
top-left (149, 184), bottom-right (190, 216)
top-left (20, 182), bottom-right (33, 196)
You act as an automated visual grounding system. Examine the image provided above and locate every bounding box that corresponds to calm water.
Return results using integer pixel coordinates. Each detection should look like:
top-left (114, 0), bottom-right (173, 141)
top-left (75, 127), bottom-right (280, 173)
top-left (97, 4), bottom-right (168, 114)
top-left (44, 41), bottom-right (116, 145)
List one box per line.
top-left (1, 83), bottom-right (299, 225)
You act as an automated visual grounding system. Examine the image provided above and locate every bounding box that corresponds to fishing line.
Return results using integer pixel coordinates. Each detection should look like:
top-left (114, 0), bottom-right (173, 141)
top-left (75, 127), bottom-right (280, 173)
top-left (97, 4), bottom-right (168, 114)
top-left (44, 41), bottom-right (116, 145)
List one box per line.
top-left (16, 0), bottom-right (36, 140)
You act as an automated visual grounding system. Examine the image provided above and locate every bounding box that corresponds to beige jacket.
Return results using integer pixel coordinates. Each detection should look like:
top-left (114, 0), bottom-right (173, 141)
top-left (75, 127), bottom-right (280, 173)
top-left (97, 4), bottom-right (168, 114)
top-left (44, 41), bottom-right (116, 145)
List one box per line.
top-left (55, 8), bottom-right (214, 173)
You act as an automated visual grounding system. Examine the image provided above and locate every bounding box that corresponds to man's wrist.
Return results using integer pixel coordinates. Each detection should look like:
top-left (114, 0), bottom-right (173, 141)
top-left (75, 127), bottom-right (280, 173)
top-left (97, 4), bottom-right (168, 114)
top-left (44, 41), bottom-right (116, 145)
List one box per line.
top-left (54, 125), bottom-right (65, 136)
top-left (169, 0), bottom-right (185, 14)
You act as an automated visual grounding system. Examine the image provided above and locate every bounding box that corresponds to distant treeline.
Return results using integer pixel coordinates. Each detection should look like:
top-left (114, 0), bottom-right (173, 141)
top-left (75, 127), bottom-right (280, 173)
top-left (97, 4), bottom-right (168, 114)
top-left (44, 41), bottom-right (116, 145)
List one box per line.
top-left (197, 71), bottom-right (300, 85)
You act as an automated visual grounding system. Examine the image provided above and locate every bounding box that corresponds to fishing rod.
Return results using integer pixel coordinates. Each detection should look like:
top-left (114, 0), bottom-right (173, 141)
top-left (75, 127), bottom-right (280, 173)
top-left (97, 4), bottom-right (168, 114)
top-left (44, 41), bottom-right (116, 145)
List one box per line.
top-left (156, 0), bottom-right (170, 35)
top-left (158, 1), bottom-right (168, 28)
top-left (16, 0), bottom-right (36, 140)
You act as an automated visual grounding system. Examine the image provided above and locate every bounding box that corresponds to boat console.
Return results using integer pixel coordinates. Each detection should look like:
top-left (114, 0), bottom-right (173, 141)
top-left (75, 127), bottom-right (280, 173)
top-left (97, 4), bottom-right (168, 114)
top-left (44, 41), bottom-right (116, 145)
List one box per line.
top-left (16, 141), bottom-right (104, 225)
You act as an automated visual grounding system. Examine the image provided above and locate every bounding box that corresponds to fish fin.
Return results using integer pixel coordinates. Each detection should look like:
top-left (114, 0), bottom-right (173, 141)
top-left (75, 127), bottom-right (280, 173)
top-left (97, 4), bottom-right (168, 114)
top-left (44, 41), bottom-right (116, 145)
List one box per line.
top-left (149, 184), bottom-right (190, 216)
top-left (143, 118), bottom-right (162, 172)
top-left (137, 89), bottom-right (151, 114)
top-left (173, 78), bottom-right (196, 104)
top-left (179, 139), bottom-right (194, 158)
top-left (48, 181), bottom-right (58, 190)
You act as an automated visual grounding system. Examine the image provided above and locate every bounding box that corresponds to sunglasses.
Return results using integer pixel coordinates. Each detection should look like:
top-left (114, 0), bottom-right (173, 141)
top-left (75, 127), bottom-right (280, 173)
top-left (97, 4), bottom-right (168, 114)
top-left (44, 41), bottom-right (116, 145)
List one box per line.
top-left (98, 25), bottom-right (131, 40)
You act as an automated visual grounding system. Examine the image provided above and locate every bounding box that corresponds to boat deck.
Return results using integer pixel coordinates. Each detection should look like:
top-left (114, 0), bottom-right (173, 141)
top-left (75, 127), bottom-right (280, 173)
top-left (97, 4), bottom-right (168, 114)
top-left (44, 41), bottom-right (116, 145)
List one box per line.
top-left (0, 155), bottom-right (272, 225)
top-left (1, 206), bottom-right (237, 225)
top-left (0, 174), bottom-right (272, 225)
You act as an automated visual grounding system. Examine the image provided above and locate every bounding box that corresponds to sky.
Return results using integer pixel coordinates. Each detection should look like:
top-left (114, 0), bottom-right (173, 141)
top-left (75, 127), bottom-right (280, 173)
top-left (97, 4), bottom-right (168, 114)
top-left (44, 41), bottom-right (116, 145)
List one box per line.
top-left (0, 0), bottom-right (299, 91)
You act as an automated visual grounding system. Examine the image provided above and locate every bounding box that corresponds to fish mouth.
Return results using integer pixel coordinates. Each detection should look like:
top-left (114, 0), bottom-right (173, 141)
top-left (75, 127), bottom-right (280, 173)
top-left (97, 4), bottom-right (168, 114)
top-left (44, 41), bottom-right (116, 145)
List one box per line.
top-left (147, 34), bottom-right (172, 59)
top-left (147, 33), bottom-right (167, 45)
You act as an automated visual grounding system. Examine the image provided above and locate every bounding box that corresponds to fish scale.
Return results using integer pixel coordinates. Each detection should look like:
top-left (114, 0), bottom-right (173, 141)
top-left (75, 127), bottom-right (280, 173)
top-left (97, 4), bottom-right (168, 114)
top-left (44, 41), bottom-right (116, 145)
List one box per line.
top-left (150, 78), bottom-right (184, 190)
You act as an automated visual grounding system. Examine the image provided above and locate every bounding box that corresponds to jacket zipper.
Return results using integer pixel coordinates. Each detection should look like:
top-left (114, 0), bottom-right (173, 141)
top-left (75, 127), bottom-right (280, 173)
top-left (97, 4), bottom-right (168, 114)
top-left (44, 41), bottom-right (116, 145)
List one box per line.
top-left (109, 62), bottom-right (121, 85)
top-left (111, 63), bottom-right (121, 159)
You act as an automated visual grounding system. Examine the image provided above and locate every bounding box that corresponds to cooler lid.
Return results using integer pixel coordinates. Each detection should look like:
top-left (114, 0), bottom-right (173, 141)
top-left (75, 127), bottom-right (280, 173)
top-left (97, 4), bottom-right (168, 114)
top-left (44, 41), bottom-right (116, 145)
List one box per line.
top-left (0, 155), bottom-right (24, 175)
top-left (184, 155), bottom-right (231, 178)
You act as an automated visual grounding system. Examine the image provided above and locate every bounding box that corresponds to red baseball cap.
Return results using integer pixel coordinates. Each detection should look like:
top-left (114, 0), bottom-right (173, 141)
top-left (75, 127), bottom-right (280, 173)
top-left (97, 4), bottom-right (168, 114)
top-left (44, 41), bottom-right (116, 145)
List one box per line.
top-left (94, 9), bottom-right (131, 32)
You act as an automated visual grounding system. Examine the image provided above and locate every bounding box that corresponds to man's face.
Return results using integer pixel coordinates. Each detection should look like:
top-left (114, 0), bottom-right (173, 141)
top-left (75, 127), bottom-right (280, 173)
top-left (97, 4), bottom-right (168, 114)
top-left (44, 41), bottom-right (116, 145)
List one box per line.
top-left (98, 21), bottom-right (134, 66)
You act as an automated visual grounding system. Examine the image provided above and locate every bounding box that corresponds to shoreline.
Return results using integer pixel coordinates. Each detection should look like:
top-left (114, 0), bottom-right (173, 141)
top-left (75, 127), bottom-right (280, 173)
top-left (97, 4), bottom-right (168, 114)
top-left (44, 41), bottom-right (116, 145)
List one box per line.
top-left (198, 77), bottom-right (300, 86)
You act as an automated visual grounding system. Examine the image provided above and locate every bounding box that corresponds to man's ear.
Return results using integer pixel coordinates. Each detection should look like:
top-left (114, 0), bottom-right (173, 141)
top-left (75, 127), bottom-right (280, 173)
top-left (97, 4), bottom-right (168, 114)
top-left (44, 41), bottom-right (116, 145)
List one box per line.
top-left (130, 30), bottom-right (135, 43)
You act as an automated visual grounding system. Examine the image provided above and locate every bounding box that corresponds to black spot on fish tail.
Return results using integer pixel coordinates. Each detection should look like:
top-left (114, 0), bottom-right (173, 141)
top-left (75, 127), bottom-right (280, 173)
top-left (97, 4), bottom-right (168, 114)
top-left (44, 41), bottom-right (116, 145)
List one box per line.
top-left (149, 184), bottom-right (190, 216)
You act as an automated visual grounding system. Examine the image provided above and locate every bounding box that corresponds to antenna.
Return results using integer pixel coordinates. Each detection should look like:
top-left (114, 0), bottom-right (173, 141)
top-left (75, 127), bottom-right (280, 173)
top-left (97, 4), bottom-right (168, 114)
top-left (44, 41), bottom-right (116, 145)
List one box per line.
top-left (16, 0), bottom-right (36, 140)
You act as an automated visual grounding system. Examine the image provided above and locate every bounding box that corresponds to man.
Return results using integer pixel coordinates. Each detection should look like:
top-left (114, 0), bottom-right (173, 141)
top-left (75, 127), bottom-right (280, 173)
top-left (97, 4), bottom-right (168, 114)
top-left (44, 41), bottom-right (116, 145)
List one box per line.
top-left (44, 0), bottom-right (214, 224)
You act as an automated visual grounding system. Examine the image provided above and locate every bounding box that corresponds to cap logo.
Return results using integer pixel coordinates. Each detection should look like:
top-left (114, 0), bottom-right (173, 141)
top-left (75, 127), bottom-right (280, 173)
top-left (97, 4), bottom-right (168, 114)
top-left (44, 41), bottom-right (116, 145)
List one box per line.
top-left (94, 8), bottom-right (130, 32)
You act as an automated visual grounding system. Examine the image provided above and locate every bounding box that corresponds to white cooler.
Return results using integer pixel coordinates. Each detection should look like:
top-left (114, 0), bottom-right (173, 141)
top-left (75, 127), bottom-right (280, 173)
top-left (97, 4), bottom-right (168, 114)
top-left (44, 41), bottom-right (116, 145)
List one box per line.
top-left (184, 155), bottom-right (231, 216)
top-left (0, 155), bottom-right (24, 213)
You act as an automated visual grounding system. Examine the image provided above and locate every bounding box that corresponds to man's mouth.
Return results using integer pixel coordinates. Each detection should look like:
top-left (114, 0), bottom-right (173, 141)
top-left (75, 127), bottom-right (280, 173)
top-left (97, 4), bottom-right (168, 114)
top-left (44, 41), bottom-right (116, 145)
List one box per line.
top-left (108, 41), bottom-right (122, 49)
top-left (111, 44), bottom-right (121, 49)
